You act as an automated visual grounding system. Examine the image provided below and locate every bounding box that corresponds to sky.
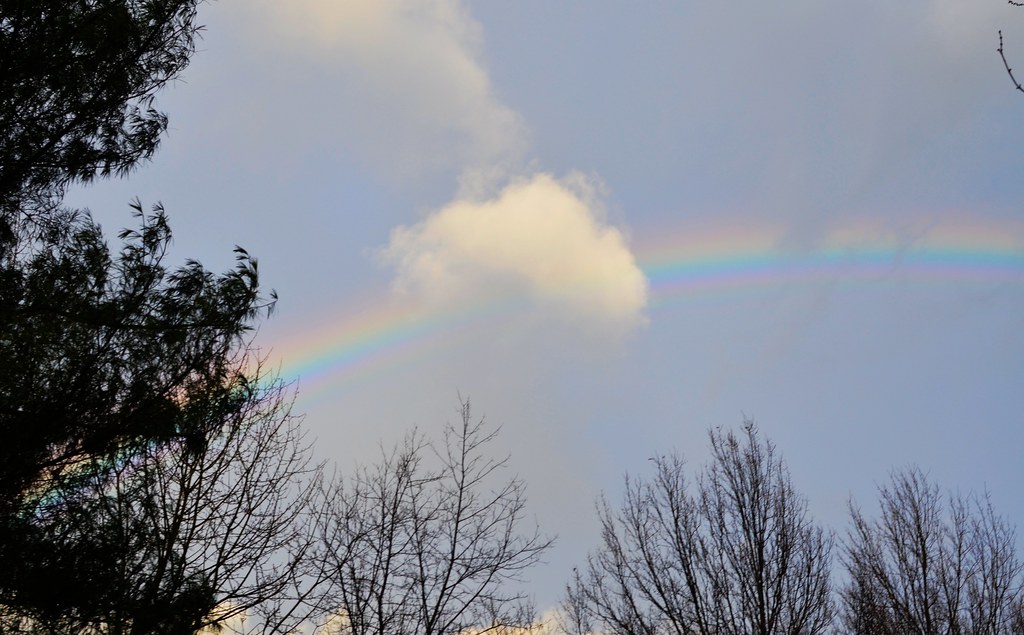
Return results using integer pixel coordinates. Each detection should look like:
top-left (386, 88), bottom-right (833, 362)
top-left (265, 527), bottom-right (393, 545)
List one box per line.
top-left (66, 0), bottom-right (1024, 611)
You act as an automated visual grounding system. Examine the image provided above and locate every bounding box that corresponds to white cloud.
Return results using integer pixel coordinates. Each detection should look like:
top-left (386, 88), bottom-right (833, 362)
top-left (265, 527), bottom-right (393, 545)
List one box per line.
top-left (238, 2), bottom-right (648, 341)
top-left (243, 0), bottom-right (527, 180)
top-left (198, 603), bottom-right (248, 634)
top-left (455, 609), bottom-right (568, 635)
top-left (380, 173), bottom-right (648, 336)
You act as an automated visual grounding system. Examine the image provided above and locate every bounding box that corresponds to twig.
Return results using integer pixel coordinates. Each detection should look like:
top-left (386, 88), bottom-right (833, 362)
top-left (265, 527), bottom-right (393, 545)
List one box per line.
top-left (998, 31), bottom-right (1024, 95)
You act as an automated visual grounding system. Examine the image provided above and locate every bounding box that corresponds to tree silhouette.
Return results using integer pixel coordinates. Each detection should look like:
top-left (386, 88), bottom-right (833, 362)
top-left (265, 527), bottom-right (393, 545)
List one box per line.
top-left (5, 360), bottom-right (324, 635)
top-left (0, 0), bottom-right (201, 222)
top-left (318, 401), bottom-right (551, 635)
top-left (0, 204), bottom-right (272, 518)
top-left (0, 2), bottom-right (326, 632)
top-left (0, 205), bottom-right (328, 634)
top-left (564, 423), bottom-right (833, 635)
top-left (841, 468), bottom-right (1024, 634)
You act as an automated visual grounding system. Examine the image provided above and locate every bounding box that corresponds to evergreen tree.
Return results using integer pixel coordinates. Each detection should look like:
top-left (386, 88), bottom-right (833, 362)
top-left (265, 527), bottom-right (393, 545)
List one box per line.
top-left (0, 3), bottom-right (322, 632)
top-left (0, 0), bottom-right (200, 222)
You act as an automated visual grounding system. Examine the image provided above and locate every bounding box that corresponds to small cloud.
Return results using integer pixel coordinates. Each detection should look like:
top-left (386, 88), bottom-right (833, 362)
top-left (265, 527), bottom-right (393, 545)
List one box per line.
top-left (380, 173), bottom-right (648, 337)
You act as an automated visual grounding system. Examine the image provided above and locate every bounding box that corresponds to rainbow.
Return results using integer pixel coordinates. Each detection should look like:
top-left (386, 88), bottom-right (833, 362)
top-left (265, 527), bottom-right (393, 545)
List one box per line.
top-left (274, 215), bottom-right (1024, 400)
top-left (641, 216), bottom-right (1024, 307)
top-left (274, 292), bottom-right (525, 404)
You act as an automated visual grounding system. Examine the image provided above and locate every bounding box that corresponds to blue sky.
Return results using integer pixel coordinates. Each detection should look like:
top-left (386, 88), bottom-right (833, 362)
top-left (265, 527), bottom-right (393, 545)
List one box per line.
top-left (67, 1), bottom-right (1024, 610)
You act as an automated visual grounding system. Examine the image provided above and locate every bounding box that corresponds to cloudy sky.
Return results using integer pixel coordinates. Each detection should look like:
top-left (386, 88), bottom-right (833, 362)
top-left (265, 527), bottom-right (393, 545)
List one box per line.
top-left (67, 0), bottom-right (1024, 610)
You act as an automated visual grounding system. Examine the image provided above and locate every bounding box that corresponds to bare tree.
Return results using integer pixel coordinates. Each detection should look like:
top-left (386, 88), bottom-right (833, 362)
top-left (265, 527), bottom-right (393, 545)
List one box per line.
top-left (1012, 597), bottom-right (1024, 633)
top-left (317, 401), bottom-right (552, 635)
top-left (5, 358), bottom-right (328, 635)
top-left (564, 422), bottom-right (833, 635)
top-left (841, 467), bottom-right (1023, 635)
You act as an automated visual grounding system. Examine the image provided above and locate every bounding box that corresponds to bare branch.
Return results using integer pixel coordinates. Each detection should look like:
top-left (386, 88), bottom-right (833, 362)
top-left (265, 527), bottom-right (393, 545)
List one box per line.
top-left (319, 400), bottom-right (552, 635)
top-left (999, 31), bottom-right (1024, 95)
top-left (840, 467), bottom-right (1024, 634)
top-left (566, 422), bottom-right (833, 635)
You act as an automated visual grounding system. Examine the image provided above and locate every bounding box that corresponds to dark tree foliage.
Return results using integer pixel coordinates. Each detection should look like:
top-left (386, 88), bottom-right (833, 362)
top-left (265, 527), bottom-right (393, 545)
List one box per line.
top-left (0, 0), bottom-right (238, 523)
top-left (564, 423), bottom-right (834, 635)
top-left (5, 360), bottom-right (324, 635)
top-left (0, 0), bottom-right (201, 220)
top-left (0, 204), bottom-right (271, 515)
top-left (0, 1), bottom-right (326, 632)
top-left (0, 206), bottom-right (294, 633)
top-left (841, 468), bottom-right (1024, 635)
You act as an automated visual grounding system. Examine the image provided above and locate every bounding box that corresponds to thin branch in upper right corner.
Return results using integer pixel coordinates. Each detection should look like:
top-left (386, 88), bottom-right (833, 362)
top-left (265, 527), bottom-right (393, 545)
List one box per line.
top-left (999, 31), bottom-right (1024, 95)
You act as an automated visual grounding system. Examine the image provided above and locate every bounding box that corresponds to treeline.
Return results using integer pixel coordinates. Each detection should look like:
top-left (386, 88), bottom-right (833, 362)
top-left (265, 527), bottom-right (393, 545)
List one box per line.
top-left (564, 424), bottom-right (1024, 635)
top-left (1, 2), bottom-right (1021, 635)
